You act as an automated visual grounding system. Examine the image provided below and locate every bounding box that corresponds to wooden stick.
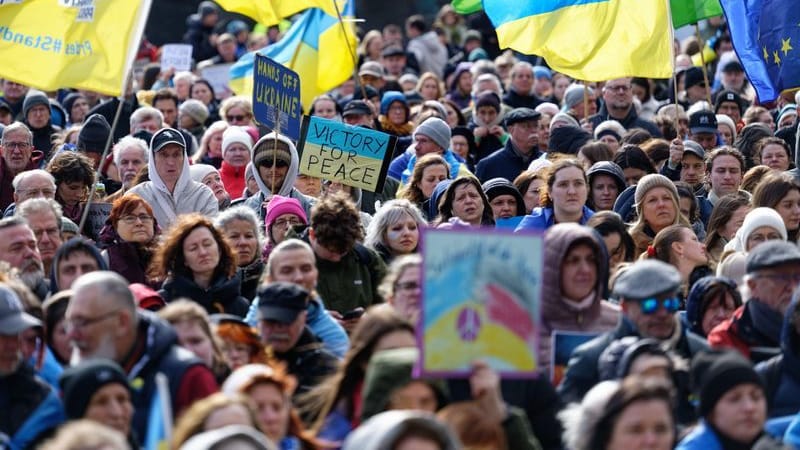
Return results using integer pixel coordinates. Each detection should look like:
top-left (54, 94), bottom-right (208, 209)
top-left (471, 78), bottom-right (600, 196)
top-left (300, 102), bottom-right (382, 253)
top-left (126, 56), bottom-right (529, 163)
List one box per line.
top-left (694, 23), bottom-right (713, 106)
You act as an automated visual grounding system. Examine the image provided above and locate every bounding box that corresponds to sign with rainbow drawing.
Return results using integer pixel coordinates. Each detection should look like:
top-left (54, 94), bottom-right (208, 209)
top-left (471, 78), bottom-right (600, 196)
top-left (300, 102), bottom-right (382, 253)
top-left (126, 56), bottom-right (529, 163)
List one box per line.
top-left (417, 228), bottom-right (543, 377)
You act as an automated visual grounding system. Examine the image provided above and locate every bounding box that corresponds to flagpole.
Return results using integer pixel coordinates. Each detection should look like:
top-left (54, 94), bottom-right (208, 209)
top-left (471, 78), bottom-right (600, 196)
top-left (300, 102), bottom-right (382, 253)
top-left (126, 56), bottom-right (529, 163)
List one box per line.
top-left (673, 72), bottom-right (681, 137)
top-left (582, 82), bottom-right (589, 124)
top-left (331, 0), bottom-right (367, 101)
top-left (694, 23), bottom-right (714, 106)
top-left (78, 76), bottom-right (128, 235)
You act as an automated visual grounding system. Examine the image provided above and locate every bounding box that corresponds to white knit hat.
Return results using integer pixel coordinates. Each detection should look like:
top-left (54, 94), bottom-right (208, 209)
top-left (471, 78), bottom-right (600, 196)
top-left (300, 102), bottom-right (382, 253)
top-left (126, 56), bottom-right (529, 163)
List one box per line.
top-left (221, 126), bottom-right (253, 159)
top-left (724, 207), bottom-right (787, 253)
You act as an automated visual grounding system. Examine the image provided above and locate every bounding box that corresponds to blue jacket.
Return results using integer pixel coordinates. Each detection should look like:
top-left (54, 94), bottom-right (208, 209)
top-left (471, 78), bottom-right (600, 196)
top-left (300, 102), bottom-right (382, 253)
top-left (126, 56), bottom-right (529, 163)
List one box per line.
top-left (246, 295), bottom-right (349, 359)
top-left (515, 206), bottom-right (595, 232)
top-left (475, 139), bottom-right (542, 183)
top-left (388, 148), bottom-right (466, 181)
top-left (676, 420), bottom-right (724, 450)
top-left (1, 363), bottom-right (65, 450)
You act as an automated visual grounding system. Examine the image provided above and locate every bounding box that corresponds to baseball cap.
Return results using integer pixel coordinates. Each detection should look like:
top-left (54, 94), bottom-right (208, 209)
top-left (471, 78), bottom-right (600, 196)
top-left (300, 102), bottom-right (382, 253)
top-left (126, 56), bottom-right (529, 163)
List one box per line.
top-left (342, 100), bottom-right (372, 117)
top-left (689, 110), bottom-right (718, 135)
top-left (0, 285), bottom-right (41, 335)
top-left (150, 127), bottom-right (186, 153)
top-left (257, 282), bottom-right (309, 324)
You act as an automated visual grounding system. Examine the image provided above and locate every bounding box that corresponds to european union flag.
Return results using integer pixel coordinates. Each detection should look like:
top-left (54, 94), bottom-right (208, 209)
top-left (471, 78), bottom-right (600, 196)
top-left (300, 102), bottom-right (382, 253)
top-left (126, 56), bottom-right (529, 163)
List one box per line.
top-left (720, 0), bottom-right (800, 102)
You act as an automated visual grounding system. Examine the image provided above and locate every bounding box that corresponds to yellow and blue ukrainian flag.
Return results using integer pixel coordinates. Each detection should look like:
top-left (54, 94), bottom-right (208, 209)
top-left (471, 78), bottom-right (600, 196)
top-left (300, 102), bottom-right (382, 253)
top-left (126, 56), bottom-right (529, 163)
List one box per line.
top-left (0, 1), bottom-right (151, 96)
top-left (720, 0), bottom-right (800, 102)
top-left (215, 0), bottom-right (347, 27)
top-left (229, 0), bottom-right (357, 109)
top-left (483, 0), bottom-right (674, 80)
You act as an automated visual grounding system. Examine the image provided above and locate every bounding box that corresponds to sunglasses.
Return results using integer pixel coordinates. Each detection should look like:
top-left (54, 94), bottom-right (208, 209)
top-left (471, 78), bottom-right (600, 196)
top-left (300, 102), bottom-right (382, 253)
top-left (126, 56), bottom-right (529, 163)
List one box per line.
top-left (226, 114), bottom-right (248, 122)
top-left (639, 297), bottom-right (681, 315)
top-left (259, 160), bottom-right (289, 169)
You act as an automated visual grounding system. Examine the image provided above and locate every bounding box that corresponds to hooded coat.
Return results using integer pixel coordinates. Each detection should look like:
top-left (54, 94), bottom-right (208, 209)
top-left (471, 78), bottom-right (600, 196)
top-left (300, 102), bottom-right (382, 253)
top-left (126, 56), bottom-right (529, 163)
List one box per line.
top-left (129, 140), bottom-right (218, 230)
top-left (49, 238), bottom-right (109, 294)
top-left (243, 132), bottom-right (314, 223)
top-left (539, 224), bottom-right (620, 373)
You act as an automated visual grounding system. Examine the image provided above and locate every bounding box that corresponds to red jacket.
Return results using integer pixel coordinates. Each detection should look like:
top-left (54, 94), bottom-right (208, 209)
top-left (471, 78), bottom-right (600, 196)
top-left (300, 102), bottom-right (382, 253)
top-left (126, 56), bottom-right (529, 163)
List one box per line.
top-left (707, 301), bottom-right (782, 362)
top-left (220, 161), bottom-right (246, 201)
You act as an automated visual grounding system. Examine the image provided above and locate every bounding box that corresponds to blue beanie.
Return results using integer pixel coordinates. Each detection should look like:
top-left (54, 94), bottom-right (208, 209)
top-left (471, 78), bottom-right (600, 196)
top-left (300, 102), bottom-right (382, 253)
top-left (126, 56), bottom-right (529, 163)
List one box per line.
top-left (380, 91), bottom-right (408, 116)
top-left (428, 179), bottom-right (453, 220)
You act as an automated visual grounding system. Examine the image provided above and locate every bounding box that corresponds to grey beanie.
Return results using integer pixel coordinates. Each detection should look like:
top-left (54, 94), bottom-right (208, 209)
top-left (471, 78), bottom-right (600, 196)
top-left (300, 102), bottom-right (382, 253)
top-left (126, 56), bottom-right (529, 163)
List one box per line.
top-left (23, 89), bottom-right (50, 119)
top-left (562, 84), bottom-right (595, 110)
top-left (179, 99), bottom-right (209, 125)
top-left (634, 174), bottom-right (679, 210)
top-left (414, 117), bottom-right (451, 151)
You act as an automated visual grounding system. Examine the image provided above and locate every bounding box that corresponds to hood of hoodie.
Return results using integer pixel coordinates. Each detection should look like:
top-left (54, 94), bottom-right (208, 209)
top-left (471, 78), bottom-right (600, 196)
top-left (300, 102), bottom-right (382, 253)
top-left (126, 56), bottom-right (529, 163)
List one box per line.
top-left (541, 223), bottom-right (609, 327)
top-left (147, 138), bottom-right (194, 199)
top-left (49, 237), bottom-right (109, 293)
top-left (250, 132), bottom-right (300, 198)
top-left (343, 410), bottom-right (460, 450)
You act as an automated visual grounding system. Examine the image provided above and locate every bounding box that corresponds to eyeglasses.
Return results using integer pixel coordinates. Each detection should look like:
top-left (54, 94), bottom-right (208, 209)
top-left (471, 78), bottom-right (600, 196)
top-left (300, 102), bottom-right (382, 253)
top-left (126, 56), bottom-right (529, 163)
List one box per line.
top-left (17, 188), bottom-right (55, 197)
top-left (756, 273), bottom-right (800, 285)
top-left (2, 141), bottom-right (31, 150)
top-left (120, 214), bottom-right (154, 224)
top-left (605, 85), bottom-right (631, 93)
top-left (638, 297), bottom-right (681, 315)
top-left (65, 309), bottom-right (120, 332)
top-left (226, 114), bottom-right (248, 122)
top-left (273, 217), bottom-right (302, 228)
top-left (259, 160), bottom-right (289, 169)
top-left (395, 281), bottom-right (421, 292)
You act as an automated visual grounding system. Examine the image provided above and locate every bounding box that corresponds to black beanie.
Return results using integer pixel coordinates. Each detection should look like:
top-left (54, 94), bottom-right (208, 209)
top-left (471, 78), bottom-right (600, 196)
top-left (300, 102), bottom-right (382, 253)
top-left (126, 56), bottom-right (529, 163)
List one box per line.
top-left (691, 350), bottom-right (764, 417)
top-left (59, 359), bottom-right (130, 419)
top-left (77, 114), bottom-right (111, 153)
top-left (548, 125), bottom-right (592, 154)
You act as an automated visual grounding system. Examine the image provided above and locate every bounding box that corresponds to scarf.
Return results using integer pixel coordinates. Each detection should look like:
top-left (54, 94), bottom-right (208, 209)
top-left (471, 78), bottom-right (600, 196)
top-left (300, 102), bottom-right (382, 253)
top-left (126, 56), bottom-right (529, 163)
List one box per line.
top-left (401, 147), bottom-right (462, 184)
top-left (378, 117), bottom-right (414, 136)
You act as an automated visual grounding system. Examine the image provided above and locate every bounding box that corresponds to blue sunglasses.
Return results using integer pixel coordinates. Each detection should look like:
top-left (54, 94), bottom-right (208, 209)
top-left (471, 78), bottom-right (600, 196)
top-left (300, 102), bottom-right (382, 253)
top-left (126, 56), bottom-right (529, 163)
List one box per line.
top-left (639, 297), bottom-right (681, 315)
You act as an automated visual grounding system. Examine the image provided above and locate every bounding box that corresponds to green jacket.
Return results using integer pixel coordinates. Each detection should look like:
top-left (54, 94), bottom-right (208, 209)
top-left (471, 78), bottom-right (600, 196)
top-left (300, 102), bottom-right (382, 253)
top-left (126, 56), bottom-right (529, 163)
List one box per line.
top-left (315, 243), bottom-right (387, 313)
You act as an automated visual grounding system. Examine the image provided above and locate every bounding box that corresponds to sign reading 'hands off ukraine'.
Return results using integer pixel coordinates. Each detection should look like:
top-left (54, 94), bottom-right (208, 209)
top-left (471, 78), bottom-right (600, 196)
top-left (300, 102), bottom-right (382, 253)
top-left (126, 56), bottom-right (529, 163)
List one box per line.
top-left (0, 0), bottom-right (151, 96)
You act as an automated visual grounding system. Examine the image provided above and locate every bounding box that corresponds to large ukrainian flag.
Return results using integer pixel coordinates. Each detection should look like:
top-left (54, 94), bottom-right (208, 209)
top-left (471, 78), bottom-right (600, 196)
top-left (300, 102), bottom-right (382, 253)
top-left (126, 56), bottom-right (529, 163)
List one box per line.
top-left (484, 0), bottom-right (674, 81)
top-left (229, 0), bottom-right (356, 109)
top-left (215, 0), bottom-right (347, 27)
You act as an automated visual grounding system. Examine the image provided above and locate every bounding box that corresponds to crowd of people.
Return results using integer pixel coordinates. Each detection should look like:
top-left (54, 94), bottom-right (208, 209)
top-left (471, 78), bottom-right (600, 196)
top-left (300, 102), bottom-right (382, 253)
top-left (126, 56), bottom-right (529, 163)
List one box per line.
top-left (3, 1), bottom-right (800, 449)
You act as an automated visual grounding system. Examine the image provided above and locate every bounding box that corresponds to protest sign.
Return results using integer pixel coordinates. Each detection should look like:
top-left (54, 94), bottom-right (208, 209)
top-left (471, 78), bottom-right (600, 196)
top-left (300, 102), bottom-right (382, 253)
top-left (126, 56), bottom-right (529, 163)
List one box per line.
top-left (297, 115), bottom-right (396, 193)
top-left (252, 54), bottom-right (301, 140)
top-left (200, 63), bottom-right (233, 100)
top-left (160, 43), bottom-right (192, 72)
top-left (418, 228), bottom-right (543, 377)
top-left (550, 331), bottom-right (599, 386)
top-left (86, 202), bottom-right (112, 241)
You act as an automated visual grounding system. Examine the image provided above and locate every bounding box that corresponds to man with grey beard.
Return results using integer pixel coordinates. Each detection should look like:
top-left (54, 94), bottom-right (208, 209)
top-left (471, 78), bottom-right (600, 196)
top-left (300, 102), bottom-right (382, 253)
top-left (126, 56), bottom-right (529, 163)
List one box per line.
top-left (65, 271), bottom-right (218, 440)
top-left (0, 216), bottom-right (48, 300)
top-left (0, 284), bottom-right (65, 448)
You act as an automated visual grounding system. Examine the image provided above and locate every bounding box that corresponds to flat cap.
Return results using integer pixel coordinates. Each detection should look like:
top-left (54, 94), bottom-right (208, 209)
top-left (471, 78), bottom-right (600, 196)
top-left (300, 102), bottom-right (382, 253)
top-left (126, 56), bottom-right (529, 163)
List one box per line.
top-left (746, 240), bottom-right (800, 273)
top-left (612, 259), bottom-right (681, 301)
top-left (505, 107), bottom-right (541, 127)
top-left (683, 140), bottom-right (705, 160)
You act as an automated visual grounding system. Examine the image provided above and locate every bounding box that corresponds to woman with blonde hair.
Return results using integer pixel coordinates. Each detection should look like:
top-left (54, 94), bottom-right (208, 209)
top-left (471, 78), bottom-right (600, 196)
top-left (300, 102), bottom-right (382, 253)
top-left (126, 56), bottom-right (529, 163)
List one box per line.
top-left (159, 299), bottom-right (230, 382)
top-left (416, 72), bottom-right (445, 101)
top-left (194, 120), bottom-right (228, 166)
top-left (171, 393), bottom-right (262, 449)
top-left (364, 199), bottom-right (426, 263)
top-left (628, 174), bottom-right (689, 256)
top-left (397, 154), bottom-right (450, 220)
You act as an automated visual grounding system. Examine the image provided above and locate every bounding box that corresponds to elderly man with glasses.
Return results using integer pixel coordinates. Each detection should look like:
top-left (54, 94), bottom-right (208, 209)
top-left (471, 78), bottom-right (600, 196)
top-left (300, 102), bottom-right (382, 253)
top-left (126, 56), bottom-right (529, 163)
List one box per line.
top-left (65, 271), bottom-right (218, 441)
top-left (588, 77), bottom-right (661, 136)
top-left (558, 259), bottom-right (709, 404)
top-left (0, 122), bottom-right (44, 211)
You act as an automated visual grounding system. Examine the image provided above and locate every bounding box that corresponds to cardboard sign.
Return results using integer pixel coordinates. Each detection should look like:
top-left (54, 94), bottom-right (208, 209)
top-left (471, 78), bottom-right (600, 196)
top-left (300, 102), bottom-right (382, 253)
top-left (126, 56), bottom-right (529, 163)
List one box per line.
top-left (200, 63), bottom-right (233, 100)
top-left (252, 54), bottom-right (301, 140)
top-left (297, 115), bottom-right (396, 193)
top-left (550, 331), bottom-right (600, 387)
top-left (160, 44), bottom-right (193, 72)
top-left (86, 202), bottom-right (112, 241)
top-left (417, 228), bottom-right (544, 377)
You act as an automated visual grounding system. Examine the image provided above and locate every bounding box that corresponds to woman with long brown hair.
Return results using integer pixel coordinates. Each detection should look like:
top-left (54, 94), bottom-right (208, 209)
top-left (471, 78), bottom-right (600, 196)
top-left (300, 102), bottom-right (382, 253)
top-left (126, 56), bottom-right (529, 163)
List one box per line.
top-left (149, 213), bottom-right (249, 316)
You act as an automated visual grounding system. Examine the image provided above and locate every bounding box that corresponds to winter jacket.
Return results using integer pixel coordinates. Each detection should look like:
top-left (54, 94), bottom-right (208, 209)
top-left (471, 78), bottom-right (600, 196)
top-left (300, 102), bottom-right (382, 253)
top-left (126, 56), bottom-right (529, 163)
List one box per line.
top-left (393, 145), bottom-right (470, 184)
top-left (159, 273), bottom-right (250, 317)
top-left (237, 258), bottom-right (264, 302)
top-left (98, 223), bottom-right (157, 288)
top-left (122, 311), bottom-right (218, 439)
top-left (275, 327), bottom-right (339, 396)
top-left (245, 294), bottom-right (349, 359)
top-left (220, 161), bottom-right (247, 201)
top-left (502, 89), bottom-right (544, 110)
top-left (515, 205), bottom-right (595, 232)
top-left (755, 296), bottom-right (800, 417)
top-left (476, 138), bottom-right (542, 183)
top-left (677, 420), bottom-right (787, 450)
top-left (558, 316), bottom-right (708, 404)
top-left (314, 242), bottom-right (387, 314)
top-left (538, 224), bottom-right (620, 374)
top-left (708, 300), bottom-right (783, 363)
top-left (129, 137), bottom-right (218, 230)
top-left (407, 31), bottom-right (448, 78)
top-left (27, 123), bottom-right (60, 162)
top-left (0, 363), bottom-right (65, 450)
top-left (182, 15), bottom-right (217, 62)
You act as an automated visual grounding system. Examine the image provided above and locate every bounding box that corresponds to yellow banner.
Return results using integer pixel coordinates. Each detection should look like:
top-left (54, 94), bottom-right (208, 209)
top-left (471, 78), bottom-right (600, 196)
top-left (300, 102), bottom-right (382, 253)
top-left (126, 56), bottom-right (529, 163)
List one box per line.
top-left (0, 0), bottom-right (152, 96)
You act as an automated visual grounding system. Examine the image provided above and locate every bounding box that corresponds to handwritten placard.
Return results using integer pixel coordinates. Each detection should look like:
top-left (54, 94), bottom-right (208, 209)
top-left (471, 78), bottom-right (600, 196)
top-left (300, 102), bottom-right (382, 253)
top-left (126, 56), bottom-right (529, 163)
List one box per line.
top-left (160, 44), bottom-right (193, 72)
top-left (253, 54), bottom-right (301, 140)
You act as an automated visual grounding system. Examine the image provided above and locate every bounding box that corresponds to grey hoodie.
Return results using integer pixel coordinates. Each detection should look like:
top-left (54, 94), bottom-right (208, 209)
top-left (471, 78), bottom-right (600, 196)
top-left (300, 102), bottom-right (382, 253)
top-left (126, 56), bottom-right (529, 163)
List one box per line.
top-left (129, 140), bottom-right (218, 229)
top-left (407, 31), bottom-right (448, 78)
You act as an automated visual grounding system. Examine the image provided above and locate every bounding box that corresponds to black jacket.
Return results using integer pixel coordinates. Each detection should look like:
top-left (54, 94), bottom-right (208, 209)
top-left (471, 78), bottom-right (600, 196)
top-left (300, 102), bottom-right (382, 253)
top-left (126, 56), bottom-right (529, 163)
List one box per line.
top-left (159, 273), bottom-right (250, 317)
top-left (275, 328), bottom-right (339, 396)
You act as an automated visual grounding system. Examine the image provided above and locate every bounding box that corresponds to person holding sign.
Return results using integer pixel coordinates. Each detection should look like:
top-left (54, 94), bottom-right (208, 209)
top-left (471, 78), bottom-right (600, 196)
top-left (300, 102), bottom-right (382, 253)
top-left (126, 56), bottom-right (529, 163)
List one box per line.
top-left (243, 132), bottom-right (314, 223)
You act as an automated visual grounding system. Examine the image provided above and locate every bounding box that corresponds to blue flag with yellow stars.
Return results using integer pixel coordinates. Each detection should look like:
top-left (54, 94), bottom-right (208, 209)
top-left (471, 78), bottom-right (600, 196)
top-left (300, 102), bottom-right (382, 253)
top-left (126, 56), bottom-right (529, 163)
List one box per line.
top-left (720, 0), bottom-right (800, 102)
